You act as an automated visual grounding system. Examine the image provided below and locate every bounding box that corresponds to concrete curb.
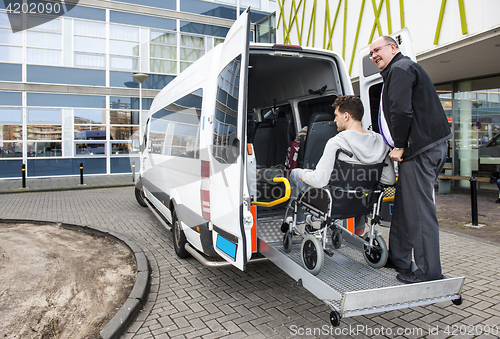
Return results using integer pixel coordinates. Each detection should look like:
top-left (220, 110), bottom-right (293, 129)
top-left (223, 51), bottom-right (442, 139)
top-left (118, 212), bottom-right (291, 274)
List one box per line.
top-left (0, 218), bottom-right (151, 339)
top-left (0, 182), bottom-right (135, 195)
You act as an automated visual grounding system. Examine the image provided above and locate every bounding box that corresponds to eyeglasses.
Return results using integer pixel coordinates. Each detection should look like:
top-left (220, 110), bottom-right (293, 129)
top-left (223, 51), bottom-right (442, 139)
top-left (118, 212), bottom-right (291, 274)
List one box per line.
top-left (369, 43), bottom-right (392, 59)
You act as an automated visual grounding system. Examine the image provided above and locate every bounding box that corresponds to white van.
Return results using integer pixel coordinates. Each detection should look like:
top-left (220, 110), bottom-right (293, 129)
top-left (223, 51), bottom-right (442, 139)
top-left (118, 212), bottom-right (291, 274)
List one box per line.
top-left (135, 9), bottom-right (464, 325)
top-left (135, 8), bottom-right (354, 270)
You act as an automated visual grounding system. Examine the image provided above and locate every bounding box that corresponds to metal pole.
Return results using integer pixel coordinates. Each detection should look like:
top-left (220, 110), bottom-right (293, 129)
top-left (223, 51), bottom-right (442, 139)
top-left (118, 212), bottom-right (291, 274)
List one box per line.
top-left (470, 177), bottom-right (478, 226)
top-left (22, 163), bottom-right (26, 188)
top-left (132, 161), bottom-right (135, 182)
top-left (80, 162), bottom-right (84, 185)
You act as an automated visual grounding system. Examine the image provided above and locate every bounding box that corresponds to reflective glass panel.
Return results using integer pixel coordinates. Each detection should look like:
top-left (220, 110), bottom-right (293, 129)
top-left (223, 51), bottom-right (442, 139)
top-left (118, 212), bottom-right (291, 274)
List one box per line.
top-left (75, 142), bottom-right (106, 155)
top-left (180, 48), bottom-right (204, 62)
top-left (212, 56), bottom-right (240, 163)
top-left (27, 16), bottom-right (61, 32)
top-left (111, 142), bottom-right (132, 154)
top-left (180, 62), bottom-right (192, 72)
top-left (110, 40), bottom-right (139, 56)
top-left (27, 31), bottom-right (61, 49)
top-left (27, 93), bottom-right (106, 108)
top-left (0, 108), bottom-right (21, 123)
top-left (110, 126), bottom-right (139, 140)
top-left (150, 45), bottom-right (176, 59)
top-left (27, 142), bottom-right (62, 157)
top-left (180, 0), bottom-right (237, 20)
top-left (28, 109), bottom-right (61, 124)
top-left (110, 110), bottom-right (139, 125)
top-left (74, 20), bottom-right (106, 38)
top-left (109, 24), bottom-right (139, 41)
top-left (112, 0), bottom-right (175, 10)
top-left (0, 46), bottom-right (22, 63)
top-left (110, 55), bottom-right (138, 71)
top-left (180, 21), bottom-right (229, 38)
top-left (27, 126), bottom-right (62, 140)
top-left (27, 48), bottom-right (61, 65)
top-left (0, 91), bottom-right (22, 106)
top-left (110, 96), bottom-right (139, 109)
top-left (151, 31), bottom-right (176, 45)
top-left (0, 28), bottom-right (22, 45)
top-left (181, 35), bottom-right (205, 48)
top-left (0, 125), bottom-right (22, 140)
top-left (110, 11), bottom-right (176, 31)
top-left (74, 36), bottom-right (106, 53)
top-left (27, 65), bottom-right (106, 85)
top-left (453, 76), bottom-right (500, 189)
top-left (150, 59), bottom-right (176, 74)
top-left (74, 53), bottom-right (105, 68)
top-left (62, 5), bottom-right (106, 21)
top-left (0, 63), bottom-right (22, 81)
top-left (0, 142), bottom-right (22, 158)
top-left (75, 127), bottom-right (106, 140)
top-left (74, 109), bottom-right (106, 124)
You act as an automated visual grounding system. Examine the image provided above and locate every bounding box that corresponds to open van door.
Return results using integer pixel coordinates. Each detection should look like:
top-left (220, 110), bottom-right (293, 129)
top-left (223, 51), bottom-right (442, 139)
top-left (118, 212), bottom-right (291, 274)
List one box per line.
top-left (359, 29), bottom-right (416, 131)
top-left (209, 9), bottom-right (251, 270)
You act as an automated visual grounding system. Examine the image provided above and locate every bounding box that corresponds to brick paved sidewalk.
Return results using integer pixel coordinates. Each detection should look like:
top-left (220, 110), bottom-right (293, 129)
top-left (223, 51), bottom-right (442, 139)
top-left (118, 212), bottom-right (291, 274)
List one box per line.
top-left (1, 187), bottom-right (499, 338)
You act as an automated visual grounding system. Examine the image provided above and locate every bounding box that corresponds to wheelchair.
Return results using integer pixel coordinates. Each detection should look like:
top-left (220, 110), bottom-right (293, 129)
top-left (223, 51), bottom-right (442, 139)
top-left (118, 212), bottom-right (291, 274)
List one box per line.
top-left (281, 148), bottom-right (390, 275)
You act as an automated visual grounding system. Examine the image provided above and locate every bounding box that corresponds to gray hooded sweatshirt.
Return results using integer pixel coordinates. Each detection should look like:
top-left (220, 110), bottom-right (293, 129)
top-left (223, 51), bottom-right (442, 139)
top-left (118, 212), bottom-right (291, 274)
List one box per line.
top-left (298, 130), bottom-right (396, 188)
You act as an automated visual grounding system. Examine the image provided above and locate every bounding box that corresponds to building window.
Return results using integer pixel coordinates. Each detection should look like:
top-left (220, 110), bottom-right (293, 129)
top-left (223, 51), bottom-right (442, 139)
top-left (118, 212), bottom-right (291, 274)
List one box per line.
top-left (180, 34), bottom-right (205, 72)
top-left (74, 20), bottom-right (106, 69)
top-left (150, 30), bottom-right (177, 74)
top-left (27, 109), bottom-right (62, 157)
top-left (26, 19), bottom-right (62, 66)
top-left (0, 108), bottom-right (22, 158)
top-left (109, 24), bottom-right (139, 71)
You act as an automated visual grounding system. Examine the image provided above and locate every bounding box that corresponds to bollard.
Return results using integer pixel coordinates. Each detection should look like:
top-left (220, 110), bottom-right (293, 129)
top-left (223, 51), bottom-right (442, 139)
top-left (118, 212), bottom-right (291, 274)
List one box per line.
top-left (470, 177), bottom-right (478, 226)
top-left (80, 162), bottom-right (84, 185)
top-left (22, 163), bottom-right (26, 188)
top-left (132, 161), bottom-right (135, 182)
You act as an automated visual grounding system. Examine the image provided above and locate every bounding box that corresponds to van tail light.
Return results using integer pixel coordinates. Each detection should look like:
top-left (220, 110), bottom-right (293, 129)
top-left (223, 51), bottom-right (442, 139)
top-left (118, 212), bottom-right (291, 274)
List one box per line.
top-left (201, 161), bottom-right (211, 220)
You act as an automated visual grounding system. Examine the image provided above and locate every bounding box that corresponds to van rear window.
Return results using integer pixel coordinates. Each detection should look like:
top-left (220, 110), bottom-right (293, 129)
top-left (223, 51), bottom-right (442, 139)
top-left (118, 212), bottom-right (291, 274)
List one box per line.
top-left (212, 55), bottom-right (241, 164)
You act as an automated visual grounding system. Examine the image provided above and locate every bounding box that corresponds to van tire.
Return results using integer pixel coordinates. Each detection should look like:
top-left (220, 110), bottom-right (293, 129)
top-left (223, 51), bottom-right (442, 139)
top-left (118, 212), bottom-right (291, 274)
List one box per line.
top-left (135, 187), bottom-right (147, 207)
top-left (173, 213), bottom-right (189, 259)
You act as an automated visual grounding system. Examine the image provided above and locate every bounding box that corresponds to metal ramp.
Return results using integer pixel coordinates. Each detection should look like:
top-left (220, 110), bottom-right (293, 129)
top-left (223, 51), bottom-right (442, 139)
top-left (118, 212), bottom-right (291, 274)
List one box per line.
top-left (257, 217), bottom-right (465, 325)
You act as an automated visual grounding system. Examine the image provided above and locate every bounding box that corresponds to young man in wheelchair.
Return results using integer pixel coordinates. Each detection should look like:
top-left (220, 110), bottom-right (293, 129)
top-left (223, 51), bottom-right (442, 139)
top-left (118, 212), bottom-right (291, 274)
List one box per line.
top-left (284, 95), bottom-right (396, 274)
top-left (289, 95), bottom-right (395, 227)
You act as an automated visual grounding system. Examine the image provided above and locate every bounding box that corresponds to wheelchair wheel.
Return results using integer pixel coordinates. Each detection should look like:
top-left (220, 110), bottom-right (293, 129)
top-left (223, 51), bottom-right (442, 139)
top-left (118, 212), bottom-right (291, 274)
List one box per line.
top-left (301, 235), bottom-right (324, 275)
top-left (362, 234), bottom-right (388, 269)
top-left (283, 230), bottom-right (293, 253)
top-left (331, 228), bottom-right (342, 249)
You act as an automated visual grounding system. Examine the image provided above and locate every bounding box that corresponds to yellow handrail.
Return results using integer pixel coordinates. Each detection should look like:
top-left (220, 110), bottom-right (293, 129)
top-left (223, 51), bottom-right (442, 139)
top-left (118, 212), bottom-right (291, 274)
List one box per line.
top-left (251, 177), bottom-right (291, 207)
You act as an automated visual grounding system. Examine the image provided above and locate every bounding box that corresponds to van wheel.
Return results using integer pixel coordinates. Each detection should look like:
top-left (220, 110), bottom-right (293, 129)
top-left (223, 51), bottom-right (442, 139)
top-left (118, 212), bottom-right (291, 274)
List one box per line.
top-left (135, 187), bottom-right (147, 207)
top-left (173, 213), bottom-right (189, 259)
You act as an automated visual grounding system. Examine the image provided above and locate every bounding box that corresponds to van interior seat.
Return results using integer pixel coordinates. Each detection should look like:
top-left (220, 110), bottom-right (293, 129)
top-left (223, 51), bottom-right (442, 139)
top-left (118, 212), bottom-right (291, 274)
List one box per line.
top-left (300, 112), bottom-right (338, 169)
top-left (272, 110), bottom-right (295, 166)
top-left (253, 121), bottom-right (274, 166)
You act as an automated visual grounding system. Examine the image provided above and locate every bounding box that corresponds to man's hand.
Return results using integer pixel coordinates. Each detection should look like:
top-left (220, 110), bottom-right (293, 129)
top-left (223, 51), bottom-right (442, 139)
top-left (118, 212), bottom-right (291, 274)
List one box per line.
top-left (390, 148), bottom-right (404, 162)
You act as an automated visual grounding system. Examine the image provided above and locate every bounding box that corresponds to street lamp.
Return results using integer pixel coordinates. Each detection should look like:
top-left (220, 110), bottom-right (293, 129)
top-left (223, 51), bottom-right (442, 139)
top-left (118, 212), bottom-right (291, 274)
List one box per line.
top-left (132, 73), bottom-right (149, 148)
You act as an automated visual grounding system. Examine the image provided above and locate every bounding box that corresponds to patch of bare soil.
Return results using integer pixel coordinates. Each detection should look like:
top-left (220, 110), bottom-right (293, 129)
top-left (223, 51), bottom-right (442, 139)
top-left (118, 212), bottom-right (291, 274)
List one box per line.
top-left (0, 223), bottom-right (136, 339)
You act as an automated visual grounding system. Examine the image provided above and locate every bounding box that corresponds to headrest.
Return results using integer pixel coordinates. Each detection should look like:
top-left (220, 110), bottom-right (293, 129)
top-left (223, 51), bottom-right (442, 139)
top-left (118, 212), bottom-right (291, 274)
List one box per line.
top-left (308, 112), bottom-right (334, 125)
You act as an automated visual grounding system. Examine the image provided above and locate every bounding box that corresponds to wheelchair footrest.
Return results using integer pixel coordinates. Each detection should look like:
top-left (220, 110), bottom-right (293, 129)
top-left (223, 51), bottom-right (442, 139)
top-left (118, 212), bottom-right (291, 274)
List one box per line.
top-left (323, 249), bottom-right (334, 257)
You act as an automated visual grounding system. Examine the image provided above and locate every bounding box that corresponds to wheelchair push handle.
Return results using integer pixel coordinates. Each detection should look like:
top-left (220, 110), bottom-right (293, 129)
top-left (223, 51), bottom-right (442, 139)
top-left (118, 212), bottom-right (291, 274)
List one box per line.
top-left (336, 148), bottom-right (353, 158)
top-left (251, 177), bottom-right (291, 207)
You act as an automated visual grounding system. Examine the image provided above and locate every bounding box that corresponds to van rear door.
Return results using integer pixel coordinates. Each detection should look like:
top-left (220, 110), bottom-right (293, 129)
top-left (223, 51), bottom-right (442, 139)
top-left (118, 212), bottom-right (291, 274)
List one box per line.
top-left (359, 29), bottom-right (416, 130)
top-left (209, 9), bottom-right (251, 270)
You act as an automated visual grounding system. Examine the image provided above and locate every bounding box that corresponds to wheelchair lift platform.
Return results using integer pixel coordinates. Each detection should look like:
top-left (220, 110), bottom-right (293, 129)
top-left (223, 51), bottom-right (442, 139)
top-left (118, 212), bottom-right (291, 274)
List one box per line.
top-left (257, 217), bottom-right (465, 326)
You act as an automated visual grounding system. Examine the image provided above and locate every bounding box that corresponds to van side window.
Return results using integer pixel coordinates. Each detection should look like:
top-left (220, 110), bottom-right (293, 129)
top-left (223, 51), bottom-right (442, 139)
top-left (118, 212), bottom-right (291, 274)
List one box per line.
top-left (212, 55), bottom-right (241, 163)
top-left (148, 88), bottom-right (203, 158)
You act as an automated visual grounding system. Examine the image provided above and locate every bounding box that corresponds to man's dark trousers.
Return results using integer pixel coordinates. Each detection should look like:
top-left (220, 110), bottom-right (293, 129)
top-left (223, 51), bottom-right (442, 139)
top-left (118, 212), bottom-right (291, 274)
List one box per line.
top-left (389, 142), bottom-right (448, 281)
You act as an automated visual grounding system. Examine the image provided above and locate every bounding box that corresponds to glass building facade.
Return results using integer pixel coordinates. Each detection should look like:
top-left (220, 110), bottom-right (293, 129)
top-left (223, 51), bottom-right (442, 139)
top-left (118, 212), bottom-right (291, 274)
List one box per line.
top-left (0, 0), bottom-right (275, 178)
top-left (436, 76), bottom-right (500, 190)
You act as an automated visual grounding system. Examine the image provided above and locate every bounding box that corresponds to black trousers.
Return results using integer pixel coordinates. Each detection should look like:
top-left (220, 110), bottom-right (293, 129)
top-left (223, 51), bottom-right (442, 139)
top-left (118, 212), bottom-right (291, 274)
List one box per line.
top-left (389, 142), bottom-right (448, 281)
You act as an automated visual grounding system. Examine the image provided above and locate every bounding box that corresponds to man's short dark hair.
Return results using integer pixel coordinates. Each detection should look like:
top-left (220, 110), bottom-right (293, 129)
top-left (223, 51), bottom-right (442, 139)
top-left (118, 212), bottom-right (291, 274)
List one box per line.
top-left (332, 95), bottom-right (364, 121)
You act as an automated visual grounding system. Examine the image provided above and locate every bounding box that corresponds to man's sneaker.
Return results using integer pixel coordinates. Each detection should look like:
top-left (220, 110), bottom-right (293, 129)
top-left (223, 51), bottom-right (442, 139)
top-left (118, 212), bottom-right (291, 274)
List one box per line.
top-left (306, 215), bottom-right (322, 230)
top-left (496, 198), bottom-right (500, 203)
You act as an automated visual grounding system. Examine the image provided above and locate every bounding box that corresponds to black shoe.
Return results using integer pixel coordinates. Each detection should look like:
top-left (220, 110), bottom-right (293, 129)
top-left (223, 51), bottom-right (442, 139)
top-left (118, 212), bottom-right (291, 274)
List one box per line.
top-left (396, 272), bottom-right (423, 284)
top-left (496, 198), bottom-right (500, 203)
